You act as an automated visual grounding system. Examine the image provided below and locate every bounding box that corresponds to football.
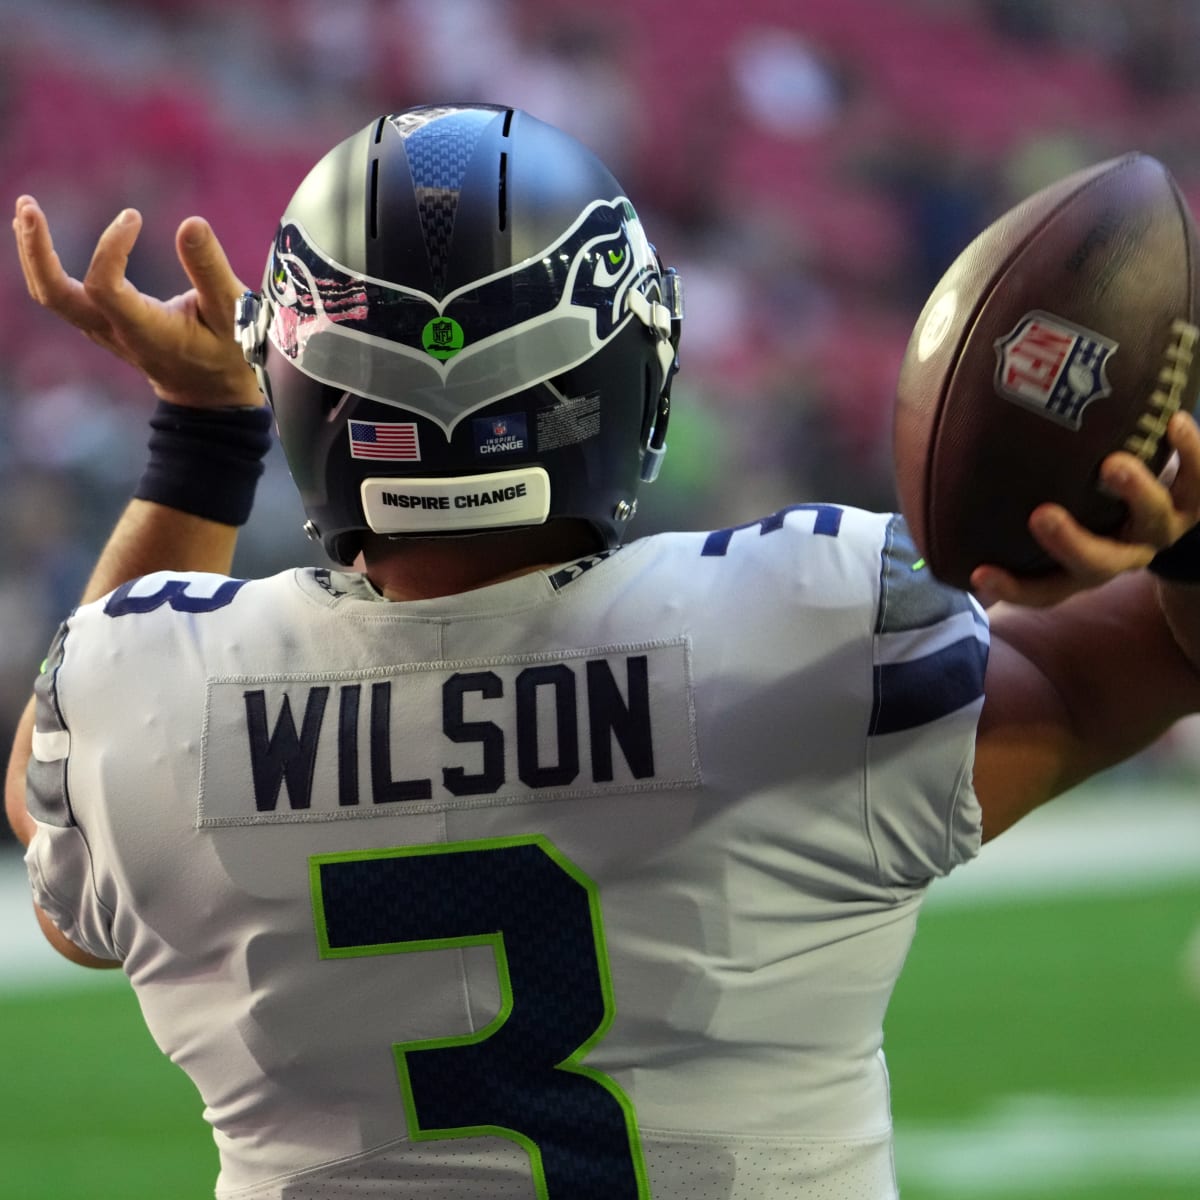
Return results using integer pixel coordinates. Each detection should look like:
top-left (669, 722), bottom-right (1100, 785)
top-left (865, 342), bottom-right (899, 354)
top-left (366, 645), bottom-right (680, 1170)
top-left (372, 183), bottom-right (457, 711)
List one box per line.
top-left (893, 153), bottom-right (1200, 589)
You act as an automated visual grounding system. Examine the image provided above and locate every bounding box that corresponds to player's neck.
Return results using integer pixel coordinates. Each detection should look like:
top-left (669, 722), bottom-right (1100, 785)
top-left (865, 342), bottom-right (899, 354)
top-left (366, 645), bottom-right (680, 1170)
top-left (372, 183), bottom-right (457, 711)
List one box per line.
top-left (359, 521), bottom-right (604, 601)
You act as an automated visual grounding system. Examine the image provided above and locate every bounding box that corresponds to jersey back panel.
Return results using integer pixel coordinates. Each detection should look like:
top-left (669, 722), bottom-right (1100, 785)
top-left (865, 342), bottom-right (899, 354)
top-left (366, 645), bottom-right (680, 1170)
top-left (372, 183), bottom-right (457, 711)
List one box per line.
top-left (25, 507), bottom-right (987, 1199)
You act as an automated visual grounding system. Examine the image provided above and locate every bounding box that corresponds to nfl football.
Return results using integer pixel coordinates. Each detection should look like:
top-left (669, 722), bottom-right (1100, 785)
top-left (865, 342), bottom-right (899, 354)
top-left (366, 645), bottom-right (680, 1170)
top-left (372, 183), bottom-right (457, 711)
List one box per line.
top-left (893, 153), bottom-right (1200, 589)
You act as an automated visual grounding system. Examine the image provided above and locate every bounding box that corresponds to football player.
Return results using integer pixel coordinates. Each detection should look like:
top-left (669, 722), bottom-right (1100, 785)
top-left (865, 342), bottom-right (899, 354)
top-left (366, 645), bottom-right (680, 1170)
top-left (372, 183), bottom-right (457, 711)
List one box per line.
top-left (7, 106), bottom-right (1200, 1200)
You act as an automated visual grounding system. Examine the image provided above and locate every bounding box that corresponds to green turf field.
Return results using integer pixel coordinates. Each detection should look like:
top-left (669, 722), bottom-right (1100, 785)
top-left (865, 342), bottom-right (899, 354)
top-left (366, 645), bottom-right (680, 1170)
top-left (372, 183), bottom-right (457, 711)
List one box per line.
top-left (2, 797), bottom-right (1197, 1199)
top-left (888, 881), bottom-right (1200, 1199)
top-left (0, 982), bottom-right (215, 1199)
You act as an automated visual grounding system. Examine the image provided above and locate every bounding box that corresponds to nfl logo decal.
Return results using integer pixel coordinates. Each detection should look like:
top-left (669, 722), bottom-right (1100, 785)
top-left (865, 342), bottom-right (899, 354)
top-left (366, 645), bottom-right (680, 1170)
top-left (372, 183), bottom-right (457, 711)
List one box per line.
top-left (994, 311), bottom-right (1118, 429)
top-left (473, 412), bottom-right (529, 457)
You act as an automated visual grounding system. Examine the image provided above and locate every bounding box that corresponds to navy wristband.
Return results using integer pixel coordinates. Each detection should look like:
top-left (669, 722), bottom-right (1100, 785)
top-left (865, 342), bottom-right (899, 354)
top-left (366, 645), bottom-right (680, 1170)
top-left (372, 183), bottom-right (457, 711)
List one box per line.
top-left (133, 400), bottom-right (273, 526)
top-left (1148, 524), bottom-right (1200, 583)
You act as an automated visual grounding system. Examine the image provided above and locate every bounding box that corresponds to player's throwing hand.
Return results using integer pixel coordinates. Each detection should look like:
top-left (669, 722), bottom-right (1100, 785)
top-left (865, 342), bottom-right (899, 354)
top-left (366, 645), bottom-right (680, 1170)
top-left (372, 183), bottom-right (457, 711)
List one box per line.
top-left (971, 410), bottom-right (1200, 607)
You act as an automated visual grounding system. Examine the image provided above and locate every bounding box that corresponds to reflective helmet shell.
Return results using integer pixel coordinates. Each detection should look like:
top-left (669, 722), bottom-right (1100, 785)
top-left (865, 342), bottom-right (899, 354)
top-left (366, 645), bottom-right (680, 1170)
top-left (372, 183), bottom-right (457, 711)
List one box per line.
top-left (247, 105), bottom-right (680, 564)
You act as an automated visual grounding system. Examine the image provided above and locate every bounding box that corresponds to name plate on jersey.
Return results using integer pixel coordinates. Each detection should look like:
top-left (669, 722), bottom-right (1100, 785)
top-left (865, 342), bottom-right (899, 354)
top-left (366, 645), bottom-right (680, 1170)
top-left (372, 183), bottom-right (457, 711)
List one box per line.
top-left (197, 639), bottom-right (698, 826)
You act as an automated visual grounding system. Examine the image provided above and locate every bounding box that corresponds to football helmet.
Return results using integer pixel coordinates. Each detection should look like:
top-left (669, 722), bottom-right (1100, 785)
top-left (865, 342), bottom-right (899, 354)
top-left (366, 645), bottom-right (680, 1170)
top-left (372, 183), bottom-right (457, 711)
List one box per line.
top-left (237, 104), bottom-right (682, 565)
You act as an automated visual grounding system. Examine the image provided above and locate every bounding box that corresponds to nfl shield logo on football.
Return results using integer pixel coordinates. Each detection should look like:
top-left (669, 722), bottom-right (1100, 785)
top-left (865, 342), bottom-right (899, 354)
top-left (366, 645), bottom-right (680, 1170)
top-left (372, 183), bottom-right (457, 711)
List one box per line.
top-left (993, 310), bottom-right (1118, 429)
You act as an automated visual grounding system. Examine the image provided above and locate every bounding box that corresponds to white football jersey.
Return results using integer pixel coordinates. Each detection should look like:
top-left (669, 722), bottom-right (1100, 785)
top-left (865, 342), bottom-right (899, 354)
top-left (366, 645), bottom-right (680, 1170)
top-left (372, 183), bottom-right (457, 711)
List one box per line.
top-left (25, 506), bottom-right (988, 1200)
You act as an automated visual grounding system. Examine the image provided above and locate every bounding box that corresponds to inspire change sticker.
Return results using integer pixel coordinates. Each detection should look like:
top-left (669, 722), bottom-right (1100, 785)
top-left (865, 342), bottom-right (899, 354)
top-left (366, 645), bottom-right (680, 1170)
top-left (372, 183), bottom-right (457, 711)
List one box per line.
top-left (473, 412), bottom-right (529, 457)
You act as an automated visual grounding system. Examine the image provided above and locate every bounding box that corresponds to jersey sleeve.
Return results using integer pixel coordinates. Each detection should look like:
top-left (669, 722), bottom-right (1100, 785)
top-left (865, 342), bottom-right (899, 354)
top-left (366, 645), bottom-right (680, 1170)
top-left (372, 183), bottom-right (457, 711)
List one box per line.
top-left (864, 516), bottom-right (989, 886)
top-left (23, 616), bottom-right (122, 961)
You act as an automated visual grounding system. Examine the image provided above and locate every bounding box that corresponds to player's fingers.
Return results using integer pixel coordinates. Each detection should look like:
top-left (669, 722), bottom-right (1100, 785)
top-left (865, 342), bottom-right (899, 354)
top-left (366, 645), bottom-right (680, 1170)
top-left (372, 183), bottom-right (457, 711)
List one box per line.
top-left (1039, 502), bottom-right (1153, 574)
top-left (12, 196), bottom-right (105, 333)
top-left (1165, 411), bottom-right (1200, 520)
top-left (969, 564), bottom-right (1067, 609)
top-left (12, 195), bottom-right (40, 299)
top-left (1097, 452), bottom-right (1180, 550)
top-left (975, 418), bottom-right (1200, 608)
top-left (80, 208), bottom-right (147, 319)
top-left (15, 200), bottom-right (115, 338)
top-left (176, 217), bottom-right (247, 335)
top-left (970, 525), bottom-right (1148, 610)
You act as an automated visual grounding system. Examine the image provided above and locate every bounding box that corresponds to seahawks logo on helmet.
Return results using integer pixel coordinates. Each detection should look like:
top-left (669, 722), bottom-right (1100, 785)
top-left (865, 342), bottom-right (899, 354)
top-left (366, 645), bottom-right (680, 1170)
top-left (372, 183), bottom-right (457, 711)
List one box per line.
top-left (264, 198), bottom-right (661, 435)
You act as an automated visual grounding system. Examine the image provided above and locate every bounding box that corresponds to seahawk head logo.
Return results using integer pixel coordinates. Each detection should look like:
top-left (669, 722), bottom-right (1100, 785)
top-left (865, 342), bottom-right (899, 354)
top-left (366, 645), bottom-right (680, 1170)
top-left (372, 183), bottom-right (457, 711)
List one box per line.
top-left (262, 197), bottom-right (665, 435)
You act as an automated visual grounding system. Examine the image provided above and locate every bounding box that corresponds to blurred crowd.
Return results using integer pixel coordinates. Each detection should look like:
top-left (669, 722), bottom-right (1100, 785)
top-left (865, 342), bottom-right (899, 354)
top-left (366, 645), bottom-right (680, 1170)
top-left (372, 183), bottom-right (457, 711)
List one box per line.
top-left (3, 0), bottom-right (1200, 824)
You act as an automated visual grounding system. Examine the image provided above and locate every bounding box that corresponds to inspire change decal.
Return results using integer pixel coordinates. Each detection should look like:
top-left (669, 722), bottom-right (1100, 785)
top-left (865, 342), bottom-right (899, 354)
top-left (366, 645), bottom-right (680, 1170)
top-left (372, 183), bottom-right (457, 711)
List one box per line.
top-left (473, 412), bottom-right (529, 458)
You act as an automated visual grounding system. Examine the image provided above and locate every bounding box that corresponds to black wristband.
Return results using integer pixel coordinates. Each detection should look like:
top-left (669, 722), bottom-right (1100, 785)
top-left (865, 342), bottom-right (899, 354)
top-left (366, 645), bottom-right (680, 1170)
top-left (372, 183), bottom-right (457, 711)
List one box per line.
top-left (133, 400), bottom-right (273, 526)
top-left (1148, 523), bottom-right (1200, 583)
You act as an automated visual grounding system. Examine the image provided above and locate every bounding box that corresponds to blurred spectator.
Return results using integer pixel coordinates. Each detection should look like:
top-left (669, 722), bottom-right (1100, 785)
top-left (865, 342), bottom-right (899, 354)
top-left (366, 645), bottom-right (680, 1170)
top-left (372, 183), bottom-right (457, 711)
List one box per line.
top-left (1115, 0), bottom-right (1200, 100)
top-left (384, 0), bottom-right (521, 100)
top-left (730, 27), bottom-right (846, 140)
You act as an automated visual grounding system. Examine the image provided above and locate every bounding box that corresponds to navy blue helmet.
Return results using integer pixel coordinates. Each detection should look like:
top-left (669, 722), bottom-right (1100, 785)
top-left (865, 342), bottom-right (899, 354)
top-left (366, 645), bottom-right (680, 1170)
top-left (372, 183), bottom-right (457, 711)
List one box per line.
top-left (238, 105), bottom-right (682, 565)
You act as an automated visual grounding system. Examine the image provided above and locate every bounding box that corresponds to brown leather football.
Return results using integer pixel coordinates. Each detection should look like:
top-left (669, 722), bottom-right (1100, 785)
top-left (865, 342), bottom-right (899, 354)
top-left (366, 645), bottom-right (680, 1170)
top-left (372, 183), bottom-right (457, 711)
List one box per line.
top-left (893, 153), bottom-right (1200, 589)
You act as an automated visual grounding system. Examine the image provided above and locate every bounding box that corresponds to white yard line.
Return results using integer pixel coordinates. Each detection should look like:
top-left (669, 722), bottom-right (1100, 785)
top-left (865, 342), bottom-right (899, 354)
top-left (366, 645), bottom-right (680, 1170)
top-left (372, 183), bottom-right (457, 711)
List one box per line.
top-left (896, 1092), bottom-right (1200, 1196)
top-left (926, 782), bottom-right (1200, 908)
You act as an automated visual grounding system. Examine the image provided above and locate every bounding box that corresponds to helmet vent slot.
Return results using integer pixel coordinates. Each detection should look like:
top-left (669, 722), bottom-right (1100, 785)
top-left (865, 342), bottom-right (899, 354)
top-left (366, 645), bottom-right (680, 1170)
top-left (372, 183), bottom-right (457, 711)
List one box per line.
top-left (372, 117), bottom-right (386, 144)
top-left (498, 152), bottom-right (509, 231)
top-left (369, 157), bottom-right (380, 240)
top-left (502, 108), bottom-right (514, 137)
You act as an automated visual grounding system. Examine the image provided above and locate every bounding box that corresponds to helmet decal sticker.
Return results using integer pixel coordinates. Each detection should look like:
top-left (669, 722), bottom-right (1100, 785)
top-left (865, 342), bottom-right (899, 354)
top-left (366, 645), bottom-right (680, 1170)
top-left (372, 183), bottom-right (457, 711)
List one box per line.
top-left (472, 412), bottom-right (529, 457)
top-left (422, 316), bottom-right (466, 360)
top-left (347, 419), bottom-right (421, 461)
top-left (360, 467), bottom-right (552, 533)
top-left (536, 386), bottom-right (602, 451)
top-left (265, 198), bottom-right (660, 435)
top-left (394, 107), bottom-right (498, 297)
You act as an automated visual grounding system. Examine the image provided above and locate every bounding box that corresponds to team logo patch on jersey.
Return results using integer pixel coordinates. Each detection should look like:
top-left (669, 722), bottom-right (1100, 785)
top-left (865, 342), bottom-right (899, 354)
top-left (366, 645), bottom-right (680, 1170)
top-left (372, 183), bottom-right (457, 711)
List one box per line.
top-left (473, 412), bottom-right (528, 457)
top-left (349, 420), bottom-right (421, 461)
top-left (994, 311), bottom-right (1117, 429)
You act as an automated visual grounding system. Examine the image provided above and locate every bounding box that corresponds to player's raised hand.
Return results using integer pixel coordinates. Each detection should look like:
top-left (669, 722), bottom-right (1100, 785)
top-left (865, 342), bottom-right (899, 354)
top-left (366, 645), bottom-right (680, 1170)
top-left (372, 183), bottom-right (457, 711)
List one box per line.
top-left (12, 195), bottom-right (262, 409)
top-left (971, 410), bottom-right (1200, 607)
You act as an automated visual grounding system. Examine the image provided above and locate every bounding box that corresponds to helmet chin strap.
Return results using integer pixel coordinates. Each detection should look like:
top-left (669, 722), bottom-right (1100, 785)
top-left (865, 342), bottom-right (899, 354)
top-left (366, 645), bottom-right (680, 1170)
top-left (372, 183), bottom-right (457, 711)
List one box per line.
top-left (625, 286), bottom-right (677, 381)
top-left (626, 269), bottom-right (684, 483)
top-left (235, 291), bottom-right (272, 399)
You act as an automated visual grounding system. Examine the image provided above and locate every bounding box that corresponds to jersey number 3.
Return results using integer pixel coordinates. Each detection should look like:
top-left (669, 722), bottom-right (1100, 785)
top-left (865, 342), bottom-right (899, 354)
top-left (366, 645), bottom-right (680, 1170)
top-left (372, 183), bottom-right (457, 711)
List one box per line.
top-left (310, 836), bottom-right (650, 1199)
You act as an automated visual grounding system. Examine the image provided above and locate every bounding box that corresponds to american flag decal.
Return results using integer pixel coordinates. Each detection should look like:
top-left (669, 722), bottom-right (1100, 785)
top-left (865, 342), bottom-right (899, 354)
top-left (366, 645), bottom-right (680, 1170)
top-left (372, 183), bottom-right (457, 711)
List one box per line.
top-left (348, 420), bottom-right (420, 461)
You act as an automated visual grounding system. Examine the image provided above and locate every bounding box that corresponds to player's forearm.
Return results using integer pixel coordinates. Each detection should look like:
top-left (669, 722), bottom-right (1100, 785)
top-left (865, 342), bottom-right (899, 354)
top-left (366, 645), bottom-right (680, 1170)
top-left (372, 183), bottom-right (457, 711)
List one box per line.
top-left (1155, 576), bottom-right (1200, 683)
top-left (34, 904), bottom-right (122, 968)
top-left (79, 497), bottom-right (241, 604)
top-left (6, 501), bottom-right (236, 835)
top-left (5, 699), bottom-right (122, 967)
top-left (6, 500), bottom-right (238, 843)
top-left (982, 572), bottom-right (1200, 827)
top-left (5, 500), bottom-right (233, 964)
top-left (5, 697), bottom-right (36, 846)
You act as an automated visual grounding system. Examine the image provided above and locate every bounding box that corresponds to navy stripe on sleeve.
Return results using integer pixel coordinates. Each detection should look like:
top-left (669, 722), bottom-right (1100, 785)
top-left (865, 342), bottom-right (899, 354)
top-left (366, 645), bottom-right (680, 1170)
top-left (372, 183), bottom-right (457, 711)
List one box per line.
top-left (870, 633), bottom-right (989, 736)
top-left (869, 516), bottom-right (989, 735)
